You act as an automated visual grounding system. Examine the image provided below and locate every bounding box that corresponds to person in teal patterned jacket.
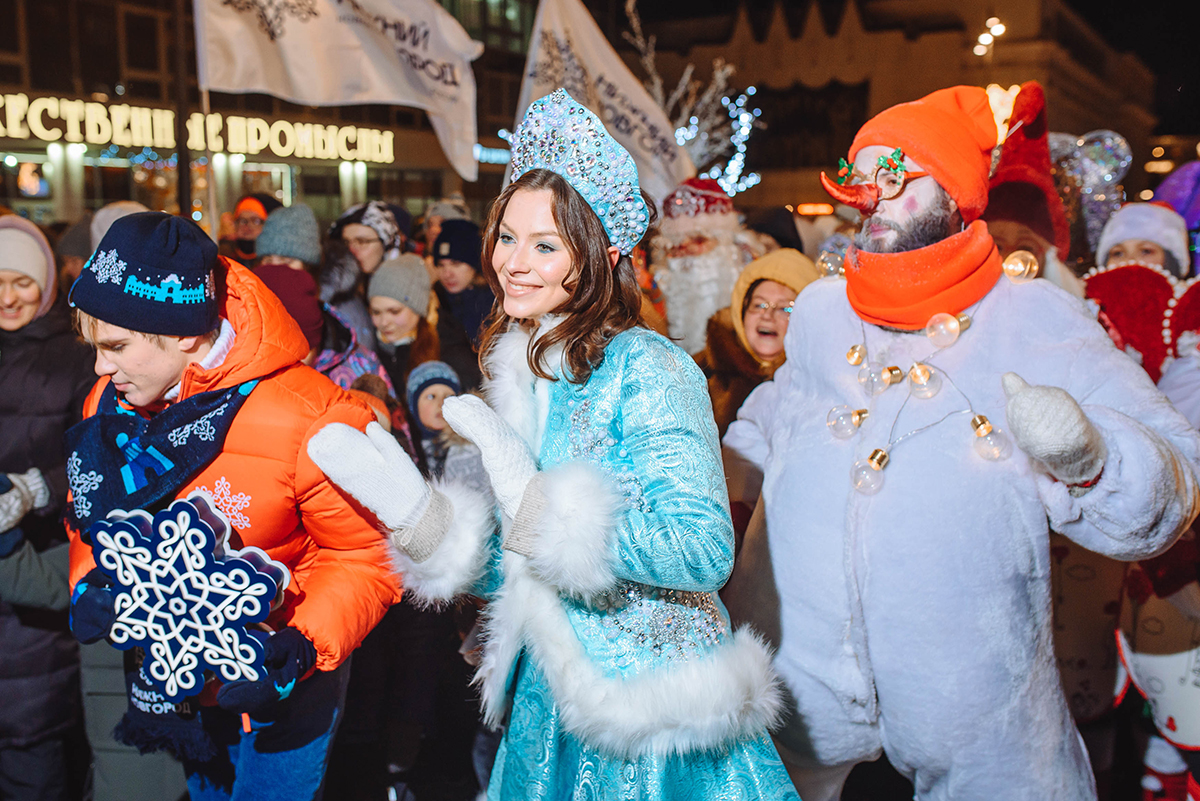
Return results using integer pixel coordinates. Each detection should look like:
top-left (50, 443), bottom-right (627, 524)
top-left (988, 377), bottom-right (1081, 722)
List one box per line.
top-left (307, 89), bottom-right (799, 800)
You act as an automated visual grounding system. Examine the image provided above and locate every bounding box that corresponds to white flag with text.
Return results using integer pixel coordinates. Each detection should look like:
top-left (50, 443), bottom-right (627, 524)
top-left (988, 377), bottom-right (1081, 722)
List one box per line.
top-left (516, 0), bottom-right (695, 203)
top-left (194, 0), bottom-right (483, 180)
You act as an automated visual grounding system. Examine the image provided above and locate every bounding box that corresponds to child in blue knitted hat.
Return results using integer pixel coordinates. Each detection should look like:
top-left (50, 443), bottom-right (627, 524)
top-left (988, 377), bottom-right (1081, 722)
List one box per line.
top-left (405, 361), bottom-right (488, 497)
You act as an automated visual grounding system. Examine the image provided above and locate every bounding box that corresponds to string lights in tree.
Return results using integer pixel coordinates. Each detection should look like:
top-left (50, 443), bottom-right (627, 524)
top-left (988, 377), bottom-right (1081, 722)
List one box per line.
top-left (623, 0), bottom-right (763, 196)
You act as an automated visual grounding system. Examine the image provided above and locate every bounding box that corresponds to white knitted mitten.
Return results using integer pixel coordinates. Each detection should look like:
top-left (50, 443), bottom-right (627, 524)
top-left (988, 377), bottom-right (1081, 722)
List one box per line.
top-left (1002, 372), bottom-right (1107, 491)
top-left (442, 395), bottom-right (537, 521)
top-left (307, 422), bottom-right (431, 531)
top-left (10, 469), bottom-right (50, 512)
top-left (0, 476), bottom-right (34, 532)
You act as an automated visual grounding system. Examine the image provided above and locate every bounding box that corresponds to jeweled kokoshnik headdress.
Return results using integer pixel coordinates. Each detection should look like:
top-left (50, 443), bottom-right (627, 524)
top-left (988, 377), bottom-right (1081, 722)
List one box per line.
top-left (509, 88), bottom-right (649, 255)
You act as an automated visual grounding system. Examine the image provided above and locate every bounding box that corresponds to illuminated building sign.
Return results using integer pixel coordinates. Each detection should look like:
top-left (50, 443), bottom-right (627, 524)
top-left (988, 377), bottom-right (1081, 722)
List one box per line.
top-left (0, 93), bottom-right (395, 164)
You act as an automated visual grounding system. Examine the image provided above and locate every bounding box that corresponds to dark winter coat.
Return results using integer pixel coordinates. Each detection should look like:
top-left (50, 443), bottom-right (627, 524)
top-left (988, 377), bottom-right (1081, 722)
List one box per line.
top-left (431, 287), bottom-right (484, 393)
top-left (375, 318), bottom-right (442, 402)
top-left (434, 282), bottom-right (494, 347)
top-left (319, 242), bottom-right (376, 351)
top-left (693, 308), bottom-right (777, 438)
top-left (0, 302), bottom-right (95, 748)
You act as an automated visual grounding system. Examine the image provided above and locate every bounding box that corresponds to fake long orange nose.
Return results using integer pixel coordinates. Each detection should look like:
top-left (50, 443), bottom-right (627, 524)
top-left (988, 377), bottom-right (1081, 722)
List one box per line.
top-left (820, 171), bottom-right (881, 213)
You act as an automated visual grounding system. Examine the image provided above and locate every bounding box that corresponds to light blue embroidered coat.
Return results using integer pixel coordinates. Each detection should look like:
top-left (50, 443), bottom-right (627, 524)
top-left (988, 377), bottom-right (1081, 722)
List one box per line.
top-left (393, 322), bottom-right (798, 800)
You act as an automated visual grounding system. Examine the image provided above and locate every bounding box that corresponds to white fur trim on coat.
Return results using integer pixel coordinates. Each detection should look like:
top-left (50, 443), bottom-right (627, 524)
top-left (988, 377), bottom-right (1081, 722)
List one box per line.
top-left (475, 550), bottom-right (784, 757)
top-left (524, 461), bottom-right (623, 597)
top-left (391, 480), bottom-right (494, 606)
top-left (482, 320), bottom-right (564, 452)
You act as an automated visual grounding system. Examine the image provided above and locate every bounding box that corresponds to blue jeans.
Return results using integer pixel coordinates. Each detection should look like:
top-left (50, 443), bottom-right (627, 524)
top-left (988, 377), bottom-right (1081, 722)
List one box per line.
top-left (184, 660), bottom-right (349, 801)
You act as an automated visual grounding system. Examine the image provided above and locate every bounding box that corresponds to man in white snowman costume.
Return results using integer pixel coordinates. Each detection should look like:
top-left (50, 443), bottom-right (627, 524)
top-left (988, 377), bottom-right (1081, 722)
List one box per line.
top-left (722, 85), bottom-right (1200, 800)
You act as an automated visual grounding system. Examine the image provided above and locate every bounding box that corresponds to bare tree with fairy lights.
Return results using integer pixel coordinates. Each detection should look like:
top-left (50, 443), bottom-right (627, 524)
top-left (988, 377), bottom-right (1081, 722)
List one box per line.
top-left (621, 0), bottom-right (763, 195)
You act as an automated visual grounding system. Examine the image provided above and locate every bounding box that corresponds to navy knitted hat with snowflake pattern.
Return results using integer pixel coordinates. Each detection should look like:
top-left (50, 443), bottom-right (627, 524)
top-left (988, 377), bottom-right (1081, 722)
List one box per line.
top-left (69, 212), bottom-right (219, 336)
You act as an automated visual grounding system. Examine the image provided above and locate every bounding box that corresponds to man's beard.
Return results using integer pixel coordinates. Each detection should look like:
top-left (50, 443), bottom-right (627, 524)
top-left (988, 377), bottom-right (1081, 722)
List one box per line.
top-left (854, 191), bottom-right (959, 254)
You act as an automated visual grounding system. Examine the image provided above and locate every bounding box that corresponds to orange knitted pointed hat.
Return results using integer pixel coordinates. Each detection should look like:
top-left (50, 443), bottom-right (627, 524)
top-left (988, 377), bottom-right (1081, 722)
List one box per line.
top-left (982, 81), bottom-right (1071, 255)
top-left (850, 86), bottom-right (998, 223)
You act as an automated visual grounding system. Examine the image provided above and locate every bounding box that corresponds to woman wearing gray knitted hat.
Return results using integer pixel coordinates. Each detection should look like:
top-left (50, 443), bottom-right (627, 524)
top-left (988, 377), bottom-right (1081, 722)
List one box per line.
top-left (369, 254), bottom-right (441, 395)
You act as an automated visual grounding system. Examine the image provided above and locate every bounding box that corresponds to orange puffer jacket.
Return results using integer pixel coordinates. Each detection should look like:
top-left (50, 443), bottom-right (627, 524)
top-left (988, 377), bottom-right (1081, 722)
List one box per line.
top-left (67, 258), bottom-right (403, 672)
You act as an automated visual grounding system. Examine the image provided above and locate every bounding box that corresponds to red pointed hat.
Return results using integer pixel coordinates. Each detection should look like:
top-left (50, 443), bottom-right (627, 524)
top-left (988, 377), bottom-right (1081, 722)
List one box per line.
top-left (982, 82), bottom-right (1071, 256)
top-left (663, 178), bottom-right (735, 219)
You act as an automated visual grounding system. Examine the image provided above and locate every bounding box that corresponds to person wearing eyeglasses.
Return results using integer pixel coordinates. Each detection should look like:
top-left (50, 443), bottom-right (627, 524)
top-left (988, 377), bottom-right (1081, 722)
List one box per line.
top-left (694, 248), bottom-right (818, 440)
top-left (321, 202), bottom-right (413, 350)
top-left (720, 86), bottom-right (1200, 801)
top-left (222, 194), bottom-right (282, 267)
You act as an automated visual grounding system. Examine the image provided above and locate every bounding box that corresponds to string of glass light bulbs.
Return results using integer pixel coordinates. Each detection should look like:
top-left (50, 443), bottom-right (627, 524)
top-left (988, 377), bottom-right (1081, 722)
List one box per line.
top-left (819, 249), bottom-right (1040, 494)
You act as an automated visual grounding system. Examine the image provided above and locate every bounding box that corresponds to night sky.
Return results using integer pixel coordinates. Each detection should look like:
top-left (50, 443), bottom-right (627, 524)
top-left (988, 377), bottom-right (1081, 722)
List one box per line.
top-left (1064, 0), bottom-right (1200, 135)
top-left (636, 0), bottom-right (1200, 135)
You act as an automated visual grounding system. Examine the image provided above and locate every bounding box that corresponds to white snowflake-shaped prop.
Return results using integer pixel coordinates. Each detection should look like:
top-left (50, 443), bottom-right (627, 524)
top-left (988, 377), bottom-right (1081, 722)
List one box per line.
top-left (90, 249), bottom-right (127, 284)
top-left (89, 492), bottom-right (290, 702)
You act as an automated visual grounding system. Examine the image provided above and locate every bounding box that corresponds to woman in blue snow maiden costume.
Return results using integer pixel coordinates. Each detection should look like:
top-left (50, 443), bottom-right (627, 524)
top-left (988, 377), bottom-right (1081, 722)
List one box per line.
top-left (307, 88), bottom-right (801, 800)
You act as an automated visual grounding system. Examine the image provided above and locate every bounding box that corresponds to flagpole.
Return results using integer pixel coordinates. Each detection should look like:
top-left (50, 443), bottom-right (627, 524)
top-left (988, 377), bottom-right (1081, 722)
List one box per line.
top-left (192, 0), bottom-right (220, 239)
top-left (174, 0), bottom-right (192, 220)
top-left (200, 88), bottom-right (220, 239)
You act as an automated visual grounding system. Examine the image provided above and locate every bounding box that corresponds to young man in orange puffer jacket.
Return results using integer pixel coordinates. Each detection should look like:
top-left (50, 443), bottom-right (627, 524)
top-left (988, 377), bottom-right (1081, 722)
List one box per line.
top-left (63, 211), bottom-right (402, 801)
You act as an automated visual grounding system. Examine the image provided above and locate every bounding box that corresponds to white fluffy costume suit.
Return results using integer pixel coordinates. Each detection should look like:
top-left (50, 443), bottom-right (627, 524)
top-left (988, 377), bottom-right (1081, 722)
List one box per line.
top-left (722, 86), bottom-right (1200, 800)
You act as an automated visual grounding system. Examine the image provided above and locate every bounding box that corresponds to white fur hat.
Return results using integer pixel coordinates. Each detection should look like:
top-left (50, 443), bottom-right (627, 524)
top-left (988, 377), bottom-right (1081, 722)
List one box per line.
top-left (1097, 202), bottom-right (1190, 272)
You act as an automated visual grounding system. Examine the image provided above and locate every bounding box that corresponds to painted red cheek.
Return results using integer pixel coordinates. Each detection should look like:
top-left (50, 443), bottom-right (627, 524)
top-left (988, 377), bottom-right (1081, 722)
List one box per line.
top-left (903, 196), bottom-right (918, 214)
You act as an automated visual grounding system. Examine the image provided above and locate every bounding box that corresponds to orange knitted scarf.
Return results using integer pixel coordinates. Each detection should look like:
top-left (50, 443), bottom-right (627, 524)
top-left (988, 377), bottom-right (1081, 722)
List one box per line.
top-left (844, 220), bottom-right (1001, 330)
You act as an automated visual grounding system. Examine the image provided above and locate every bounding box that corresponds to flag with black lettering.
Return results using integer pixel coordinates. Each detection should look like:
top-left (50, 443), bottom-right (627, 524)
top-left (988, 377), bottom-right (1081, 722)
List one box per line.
top-left (194, 0), bottom-right (483, 180)
top-left (516, 0), bottom-right (695, 202)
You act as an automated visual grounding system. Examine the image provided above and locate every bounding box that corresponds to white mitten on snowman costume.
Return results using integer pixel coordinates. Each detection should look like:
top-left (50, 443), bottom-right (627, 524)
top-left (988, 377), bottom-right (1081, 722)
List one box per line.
top-left (443, 395), bottom-right (623, 597)
top-left (1003, 372), bottom-right (1106, 495)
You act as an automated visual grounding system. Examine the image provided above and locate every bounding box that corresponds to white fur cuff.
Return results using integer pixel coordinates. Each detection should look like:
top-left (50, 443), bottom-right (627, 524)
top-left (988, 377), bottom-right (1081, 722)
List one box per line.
top-left (523, 462), bottom-right (623, 597)
top-left (391, 480), bottom-right (495, 606)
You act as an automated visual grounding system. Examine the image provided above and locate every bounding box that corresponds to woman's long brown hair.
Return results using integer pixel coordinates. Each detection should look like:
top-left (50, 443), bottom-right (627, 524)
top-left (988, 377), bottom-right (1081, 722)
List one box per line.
top-left (478, 169), bottom-right (656, 385)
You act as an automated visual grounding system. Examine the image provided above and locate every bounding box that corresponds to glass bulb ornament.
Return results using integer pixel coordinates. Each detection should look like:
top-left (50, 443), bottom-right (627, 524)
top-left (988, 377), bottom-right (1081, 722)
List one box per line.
top-left (971, 414), bottom-right (1012, 461)
top-left (882, 365), bottom-right (904, 386)
top-left (846, 343), bottom-right (866, 366)
top-left (1002, 250), bottom-right (1040, 283)
top-left (818, 251), bottom-right (844, 278)
top-left (850, 448), bottom-right (889, 495)
top-left (924, 312), bottom-right (972, 348)
top-left (827, 406), bottom-right (868, 439)
top-left (858, 362), bottom-right (887, 395)
top-left (907, 363), bottom-right (943, 399)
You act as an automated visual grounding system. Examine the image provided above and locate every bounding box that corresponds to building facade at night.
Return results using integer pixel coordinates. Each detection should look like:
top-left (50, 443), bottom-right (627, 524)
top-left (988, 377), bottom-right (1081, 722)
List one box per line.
top-left (616, 0), bottom-right (1157, 209)
top-left (0, 0), bottom-right (536, 226)
top-left (0, 0), bottom-right (1161, 224)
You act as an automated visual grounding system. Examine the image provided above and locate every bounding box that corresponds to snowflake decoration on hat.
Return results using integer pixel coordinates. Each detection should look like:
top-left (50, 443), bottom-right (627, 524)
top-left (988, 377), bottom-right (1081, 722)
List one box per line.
top-left (66, 452), bottom-right (103, 520)
top-left (89, 493), bottom-right (289, 702)
top-left (90, 249), bottom-right (127, 285)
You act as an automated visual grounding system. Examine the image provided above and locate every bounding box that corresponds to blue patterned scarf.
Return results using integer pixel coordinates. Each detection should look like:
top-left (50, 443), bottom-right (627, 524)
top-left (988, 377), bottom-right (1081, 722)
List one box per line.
top-left (63, 376), bottom-right (258, 760)
top-left (63, 378), bottom-right (257, 537)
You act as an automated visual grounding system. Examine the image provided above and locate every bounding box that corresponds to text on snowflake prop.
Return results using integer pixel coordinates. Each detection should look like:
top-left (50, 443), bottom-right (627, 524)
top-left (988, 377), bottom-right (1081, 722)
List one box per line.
top-left (89, 493), bottom-right (290, 702)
